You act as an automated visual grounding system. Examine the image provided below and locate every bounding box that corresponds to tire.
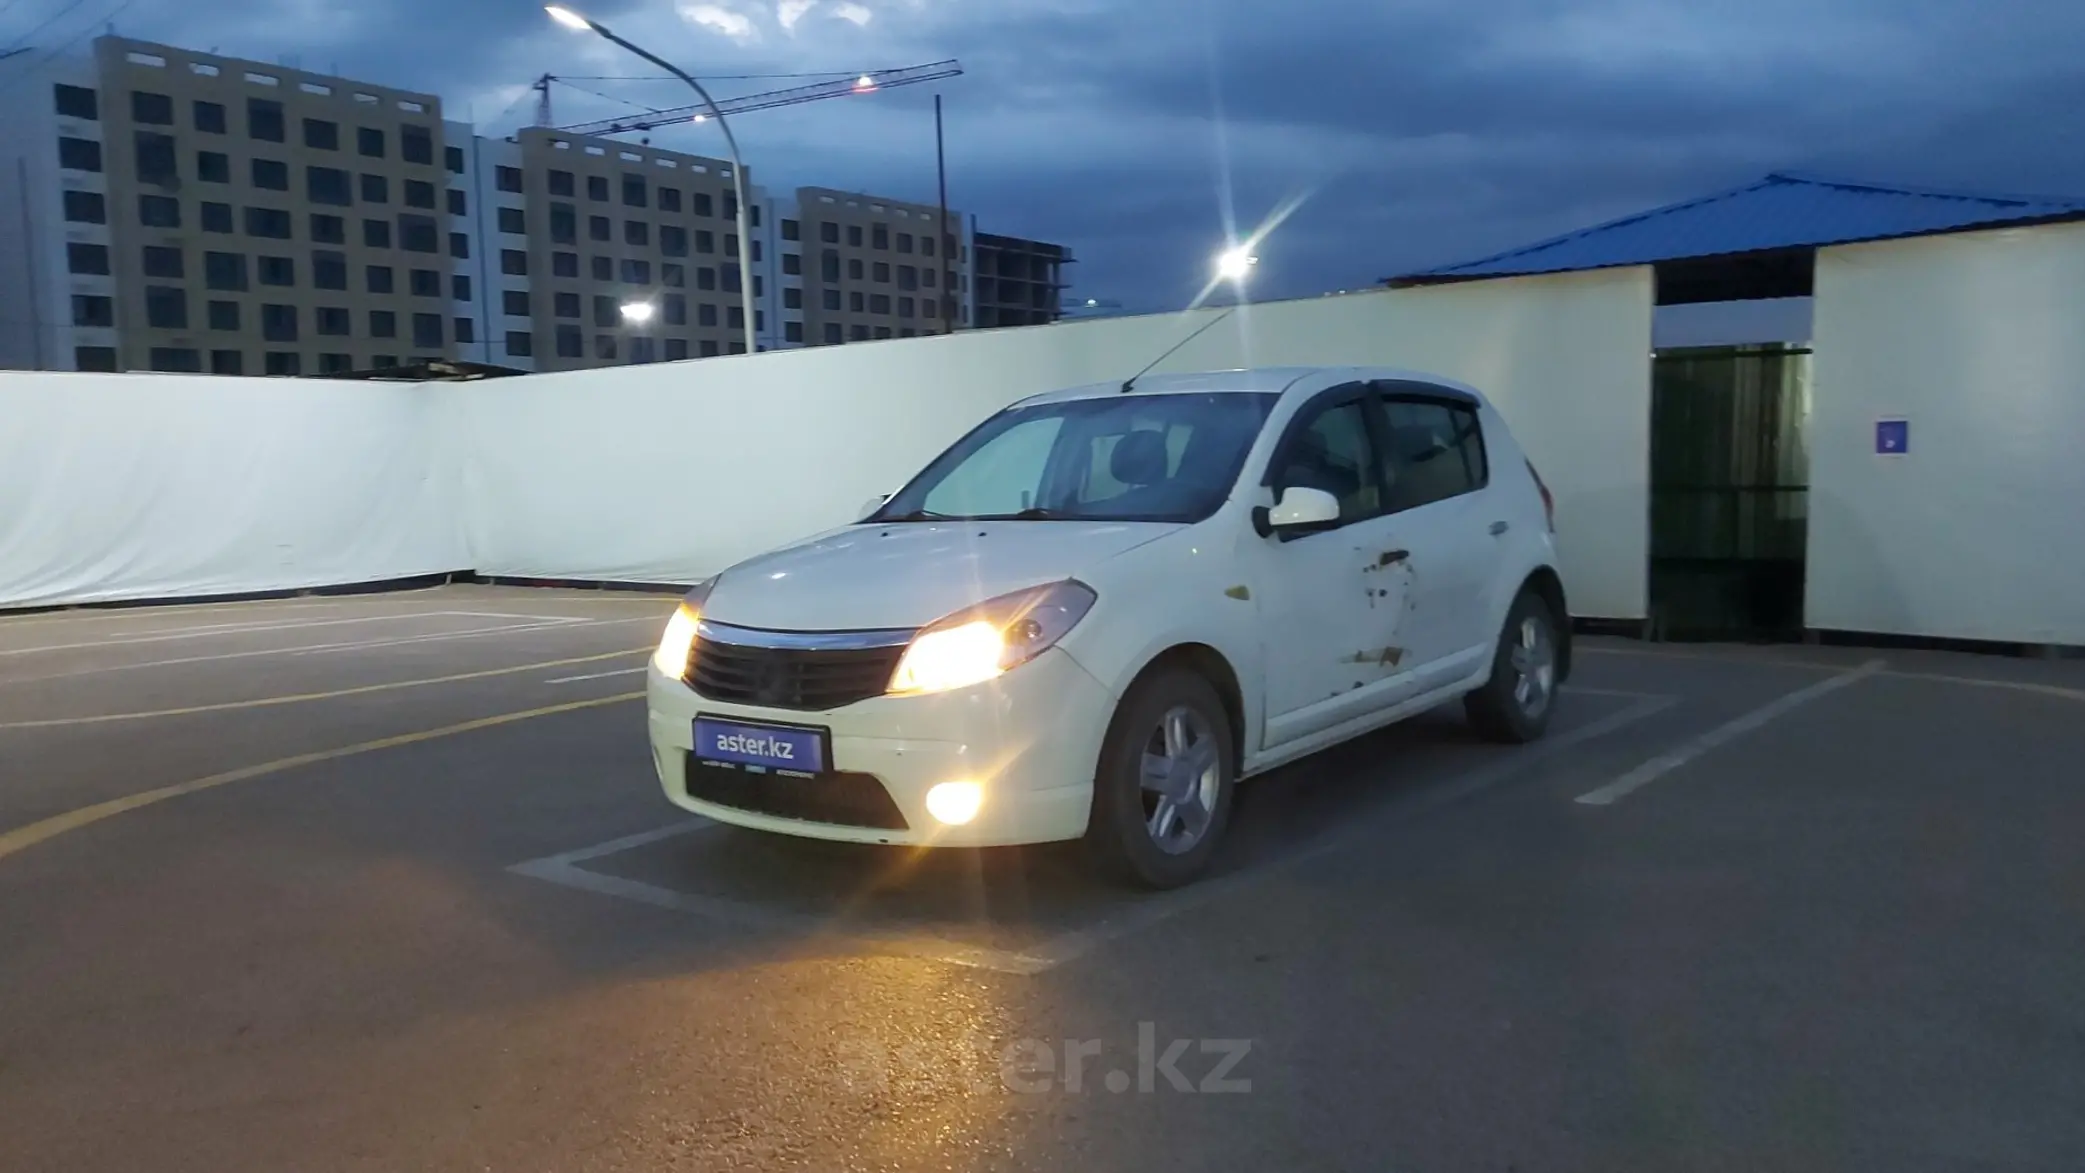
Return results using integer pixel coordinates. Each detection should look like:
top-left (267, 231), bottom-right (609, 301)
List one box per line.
top-left (1084, 668), bottom-right (1237, 889)
top-left (1465, 588), bottom-right (1562, 744)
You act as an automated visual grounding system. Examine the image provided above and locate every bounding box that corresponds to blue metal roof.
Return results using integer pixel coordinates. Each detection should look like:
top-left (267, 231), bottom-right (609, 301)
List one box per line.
top-left (1392, 172), bottom-right (2085, 282)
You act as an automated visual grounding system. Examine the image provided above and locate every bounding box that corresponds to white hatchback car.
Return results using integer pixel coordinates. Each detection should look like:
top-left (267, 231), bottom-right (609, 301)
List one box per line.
top-left (647, 367), bottom-right (1571, 887)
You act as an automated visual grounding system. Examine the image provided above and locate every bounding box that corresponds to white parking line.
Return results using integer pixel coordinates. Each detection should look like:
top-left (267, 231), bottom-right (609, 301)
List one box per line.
top-left (1, 613), bottom-right (442, 656)
top-left (1574, 660), bottom-right (1885, 807)
top-left (508, 693), bottom-right (1677, 977)
top-left (545, 667), bottom-right (648, 684)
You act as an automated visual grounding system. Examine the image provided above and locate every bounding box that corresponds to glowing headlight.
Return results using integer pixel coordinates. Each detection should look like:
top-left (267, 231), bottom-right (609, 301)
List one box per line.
top-left (888, 580), bottom-right (1097, 696)
top-left (650, 580), bottom-right (715, 678)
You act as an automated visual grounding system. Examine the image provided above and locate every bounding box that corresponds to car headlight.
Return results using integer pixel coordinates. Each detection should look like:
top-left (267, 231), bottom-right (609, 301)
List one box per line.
top-left (650, 579), bottom-right (715, 678)
top-left (888, 580), bottom-right (1097, 696)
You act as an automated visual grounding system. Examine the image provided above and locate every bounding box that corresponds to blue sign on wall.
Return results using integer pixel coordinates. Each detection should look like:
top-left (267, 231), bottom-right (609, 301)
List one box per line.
top-left (1875, 418), bottom-right (1909, 456)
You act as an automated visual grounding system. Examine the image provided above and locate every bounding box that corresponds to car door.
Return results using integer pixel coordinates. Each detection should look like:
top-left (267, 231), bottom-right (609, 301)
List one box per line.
top-left (1373, 384), bottom-right (1500, 688)
top-left (1241, 385), bottom-right (1422, 749)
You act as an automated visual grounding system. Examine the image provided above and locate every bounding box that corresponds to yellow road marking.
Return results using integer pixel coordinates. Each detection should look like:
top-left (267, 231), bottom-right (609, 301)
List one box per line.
top-left (0, 691), bottom-right (645, 863)
top-left (0, 648), bottom-right (650, 729)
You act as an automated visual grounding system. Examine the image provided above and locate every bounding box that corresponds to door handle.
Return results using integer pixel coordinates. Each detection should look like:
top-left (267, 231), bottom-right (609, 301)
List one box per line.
top-left (1489, 521), bottom-right (1510, 536)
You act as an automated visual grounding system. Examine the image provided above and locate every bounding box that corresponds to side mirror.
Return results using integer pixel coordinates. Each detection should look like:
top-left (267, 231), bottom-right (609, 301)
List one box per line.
top-left (1258, 486), bottom-right (1340, 535)
top-left (856, 493), bottom-right (892, 522)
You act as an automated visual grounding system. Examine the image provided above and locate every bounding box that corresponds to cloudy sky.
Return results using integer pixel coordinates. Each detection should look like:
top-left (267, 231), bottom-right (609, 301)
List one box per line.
top-left (9, 0), bottom-right (2083, 309)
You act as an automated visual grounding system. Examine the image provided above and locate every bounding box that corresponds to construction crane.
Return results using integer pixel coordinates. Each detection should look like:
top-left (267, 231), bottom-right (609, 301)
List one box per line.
top-left (534, 60), bottom-right (963, 137)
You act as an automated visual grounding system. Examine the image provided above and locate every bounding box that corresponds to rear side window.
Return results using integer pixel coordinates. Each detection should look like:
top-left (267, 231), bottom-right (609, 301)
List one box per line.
top-left (1380, 397), bottom-right (1487, 511)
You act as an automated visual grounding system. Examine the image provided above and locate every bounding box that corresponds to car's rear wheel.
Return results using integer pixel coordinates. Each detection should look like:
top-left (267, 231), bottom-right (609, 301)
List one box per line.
top-left (1085, 668), bottom-right (1236, 889)
top-left (1465, 588), bottom-right (1560, 744)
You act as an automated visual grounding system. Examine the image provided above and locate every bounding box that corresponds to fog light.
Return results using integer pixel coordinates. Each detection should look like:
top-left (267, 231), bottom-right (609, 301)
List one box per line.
top-left (925, 781), bottom-right (983, 826)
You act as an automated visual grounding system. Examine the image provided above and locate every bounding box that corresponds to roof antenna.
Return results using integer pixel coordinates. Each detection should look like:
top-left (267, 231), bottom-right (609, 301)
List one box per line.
top-left (1121, 306), bottom-right (1236, 393)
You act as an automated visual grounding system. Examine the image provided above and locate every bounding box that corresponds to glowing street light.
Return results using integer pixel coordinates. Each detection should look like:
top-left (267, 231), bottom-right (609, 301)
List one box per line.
top-left (1215, 247), bottom-right (1258, 281)
top-left (620, 301), bottom-right (656, 324)
top-left (544, 4), bottom-right (591, 30)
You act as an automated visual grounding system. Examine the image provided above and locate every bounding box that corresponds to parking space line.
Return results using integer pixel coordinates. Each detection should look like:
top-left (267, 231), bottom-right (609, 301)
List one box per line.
top-left (0, 647), bottom-right (651, 729)
top-left (545, 667), bottom-right (648, 684)
top-left (0, 595), bottom-right (427, 627)
top-left (508, 694), bottom-right (1677, 978)
top-left (436, 611), bottom-right (598, 624)
top-left (0, 692), bottom-right (646, 864)
top-left (1577, 644), bottom-right (1843, 672)
top-left (1, 613), bottom-right (448, 656)
top-left (1574, 660), bottom-right (1885, 807)
top-left (1880, 669), bottom-right (2085, 705)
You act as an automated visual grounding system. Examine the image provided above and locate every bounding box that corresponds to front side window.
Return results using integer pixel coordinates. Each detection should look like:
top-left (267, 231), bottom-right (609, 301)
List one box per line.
top-left (877, 393), bottom-right (1280, 524)
top-left (1271, 398), bottom-right (1382, 524)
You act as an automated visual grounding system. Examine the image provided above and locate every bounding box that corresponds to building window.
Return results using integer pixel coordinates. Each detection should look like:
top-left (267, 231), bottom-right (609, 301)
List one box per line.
top-left (898, 297), bottom-right (914, 319)
top-left (873, 262), bottom-right (891, 284)
top-left (194, 100), bottom-right (226, 134)
top-left (150, 347), bottom-right (202, 373)
top-left (447, 188), bottom-right (466, 216)
top-left (595, 333), bottom-right (616, 361)
top-left (728, 305), bottom-right (745, 329)
top-left (246, 207), bottom-right (292, 239)
top-left (722, 263), bottom-right (742, 293)
top-left (872, 225), bottom-right (889, 250)
top-left (697, 266), bottom-right (717, 291)
top-left (71, 294), bottom-right (114, 327)
top-left (723, 191), bottom-right (738, 219)
top-left (316, 306), bottom-right (351, 335)
top-left (75, 345), bottom-right (118, 371)
top-left (400, 124), bottom-right (433, 165)
top-left (369, 309), bottom-right (397, 337)
top-left (399, 214), bottom-right (439, 253)
top-left (663, 293), bottom-right (686, 325)
top-left (869, 293), bottom-right (891, 314)
top-left (897, 232), bottom-right (914, 254)
top-left (848, 291), bottom-right (863, 312)
top-left (54, 84), bottom-right (98, 120)
top-left (782, 218), bottom-right (800, 241)
top-left (505, 331), bottom-right (533, 357)
top-left (409, 268), bottom-right (441, 297)
top-left (411, 313), bottom-right (443, 348)
top-left (874, 326), bottom-right (891, 340)
top-left (591, 255), bottom-right (612, 281)
top-left (782, 252), bottom-right (802, 276)
top-left (629, 336), bottom-right (655, 364)
top-left (307, 166), bottom-right (351, 205)
top-left (621, 173), bottom-right (646, 207)
top-left (847, 225), bottom-right (863, 247)
top-left (371, 355), bottom-right (398, 369)
top-left (921, 235), bottom-right (936, 258)
top-left (454, 317), bottom-right (475, 344)
top-left (360, 173), bottom-right (389, 204)
top-left (67, 242), bottom-right (110, 275)
top-left (196, 150), bottom-right (230, 183)
top-left (553, 251), bottom-right (579, 278)
top-left (725, 233), bottom-right (739, 258)
top-left (363, 218), bottom-right (392, 248)
top-left (144, 285), bottom-right (188, 329)
top-left (210, 349), bottom-right (243, 375)
top-left (131, 90), bottom-right (174, 125)
top-left (821, 288), bottom-right (841, 310)
top-left (313, 250), bottom-right (347, 290)
top-left (62, 190), bottom-right (105, 223)
top-left (357, 126), bottom-right (385, 157)
top-left (503, 290), bottom-right (530, 316)
top-left (258, 255), bottom-right (295, 286)
top-left (57, 137), bottom-right (102, 172)
top-left (783, 286), bottom-right (802, 310)
top-left (693, 191), bottom-right (715, 218)
top-left (549, 169), bottom-right (574, 196)
top-left (697, 302), bottom-right (717, 327)
top-left (500, 249), bottom-right (527, 276)
top-left (135, 131), bottom-right (177, 183)
top-left (785, 320), bottom-right (804, 343)
top-left (553, 292), bottom-right (580, 318)
top-left (586, 174), bottom-right (608, 202)
top-left (665, 338), bottom-right (687, 361)
top-left (621, 258), bottom-right (651, 285)
top-left (818, 221), bottom-right (838, 244)
top-left (494, 165), bottom-right (523, 194)
top-left (700, 339), bottom-right (720, 357)
top-left (402, 179), bottom-right (435, 209)
top-left (591, 295), bottom-right (617, 328)
top-left (247, 98), bottom-right (285, 142)
top-left (555, 325), bottom-right (582, 357)
top-left (498, 206), bottom-right (525, 234)
top-left (445, 146), bottom-right (465, 174)
top-left (922, 298), bottom-right (937, 319)
top-left (549, 202), bottom-right (576, 244)
top-left (898, 265), bottom-right (919, 291)
top-left (661, 262), bottom-right (684, 288)
top-left (142, 245), bottom-right (184, 279)
top-left (823, 322), bottom-right (842, 344)
top-left (449, 232), bottom-right (469, 260)
top-left (695, 229), bottom-right (715, 255)
top-left (658, 187), bottom-right (682, 213)
top-left (201, 202), bottom-right (234, 233)
top-left (303, 118), bottom-right (339, 150)
top-left (208, 300), bottom-right (240, 331)
top-left (366, 265), bottom-right (394, 294)
top-left (452, 274), bottom-right (471, 302)
top-left (319, 353), bottom-right (353, 375)
top-left (848, 258), bottom-right (864, 280)
top-left (250, 158), bottom-right (288, 190)
top-left (922, 268), bottom-right (936, 288)
top-left (265, 351), bottom-right (300, 376)
top-left (660, 225), bottom-right (687, 257)
top-left (588, 215), bottom-right (610, 242)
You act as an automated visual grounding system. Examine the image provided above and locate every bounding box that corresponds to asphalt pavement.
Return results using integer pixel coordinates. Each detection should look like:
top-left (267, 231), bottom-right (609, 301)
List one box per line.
top-left (1, 586), bottom-right (2081, 1172)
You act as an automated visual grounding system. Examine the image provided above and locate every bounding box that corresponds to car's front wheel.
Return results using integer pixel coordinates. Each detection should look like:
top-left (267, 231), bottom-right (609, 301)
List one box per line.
top-left (1085, 668), bottom-right (1236, 889)
top-left (1465, 588), bottom-right (1561, 744)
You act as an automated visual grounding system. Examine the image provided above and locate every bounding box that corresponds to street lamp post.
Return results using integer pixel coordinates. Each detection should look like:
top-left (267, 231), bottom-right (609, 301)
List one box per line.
top-left (547, 6), bottom-right (758, 357)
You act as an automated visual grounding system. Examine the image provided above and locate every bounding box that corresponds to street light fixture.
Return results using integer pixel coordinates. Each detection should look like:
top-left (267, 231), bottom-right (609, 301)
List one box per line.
top-left (1215, 247), bottom-right (1257, 282)
top-left (619, 301), bottom-right (656, 324)
top-left (545, 5), bottom-right (758, 357)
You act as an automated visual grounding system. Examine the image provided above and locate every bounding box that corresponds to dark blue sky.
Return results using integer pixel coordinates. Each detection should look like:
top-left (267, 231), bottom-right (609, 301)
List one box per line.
top-left (20, 0), bottom-right (2085, 310)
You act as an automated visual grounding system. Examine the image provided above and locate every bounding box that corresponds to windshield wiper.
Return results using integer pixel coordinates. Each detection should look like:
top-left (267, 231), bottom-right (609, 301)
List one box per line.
top-left (876, 508), bottom-right (954, 522)
top-left (975, 506), bottom-right (1075, 521)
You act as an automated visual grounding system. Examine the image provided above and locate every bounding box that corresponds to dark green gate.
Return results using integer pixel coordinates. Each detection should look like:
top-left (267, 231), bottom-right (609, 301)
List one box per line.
top-left (1647, 345), bottom-right (1811, 641)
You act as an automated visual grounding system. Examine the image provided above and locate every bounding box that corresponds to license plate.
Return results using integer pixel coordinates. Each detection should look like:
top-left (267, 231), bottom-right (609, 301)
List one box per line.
top-left (692, 716), bottom-right (827, 777)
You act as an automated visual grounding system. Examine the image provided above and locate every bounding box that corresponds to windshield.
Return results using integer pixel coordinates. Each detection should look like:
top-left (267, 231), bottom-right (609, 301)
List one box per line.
top-left (872, 392), bottom-right (1280, 524)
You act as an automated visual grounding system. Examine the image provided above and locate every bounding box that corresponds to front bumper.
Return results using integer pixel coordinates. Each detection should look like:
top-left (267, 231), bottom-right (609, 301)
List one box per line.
top-left (645, 646), bottom-right (1117, 847)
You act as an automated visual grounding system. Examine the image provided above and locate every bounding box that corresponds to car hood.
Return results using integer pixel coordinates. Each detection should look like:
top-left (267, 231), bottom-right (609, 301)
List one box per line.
top-left (703, 520), bottom-right (1181, 631)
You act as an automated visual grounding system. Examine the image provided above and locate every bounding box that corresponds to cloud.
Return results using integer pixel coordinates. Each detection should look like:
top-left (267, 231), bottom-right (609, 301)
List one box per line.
top-left (776, 0), bottom-right (817, 31)
top-left (829, 2), bottom-right (872, 25)
top-left (678, 3), bottom-right (757, 40)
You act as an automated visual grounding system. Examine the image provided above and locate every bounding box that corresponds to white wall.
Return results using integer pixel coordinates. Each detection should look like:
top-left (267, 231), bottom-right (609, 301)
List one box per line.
top-left (459, 267), bottom-right (1654, 618)
top-left (0, 373), bottom-right (467, 608)
top-left (1807, 224), bottom-right (2085, 644)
